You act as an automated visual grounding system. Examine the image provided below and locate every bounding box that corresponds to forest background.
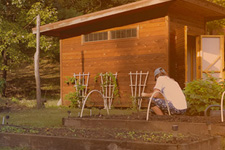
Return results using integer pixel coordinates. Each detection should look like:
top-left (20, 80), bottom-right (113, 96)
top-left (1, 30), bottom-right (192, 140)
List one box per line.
top-left (0, 0), bottom-right (224, 102)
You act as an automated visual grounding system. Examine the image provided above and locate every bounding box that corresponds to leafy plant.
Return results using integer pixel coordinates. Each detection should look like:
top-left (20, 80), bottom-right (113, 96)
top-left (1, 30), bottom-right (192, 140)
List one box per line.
top-left (184, 75), bottom-right (225, 115)
top-left (0, 126), bottom-right (26, 134)
top-left (64, 76), bottom-right (76, 85)
top-left (65, 92), bottom-right (80, 107)
top-left (11, 97), bottom-right (19, 103)
top-left (94, 72), bottom-right (119, 98)
top-left (29, 129), bottom-right (39, 134)
top-left (64, 78), bottom-right (85, 108)
top-left (131, 96), bottom-right (138, 111)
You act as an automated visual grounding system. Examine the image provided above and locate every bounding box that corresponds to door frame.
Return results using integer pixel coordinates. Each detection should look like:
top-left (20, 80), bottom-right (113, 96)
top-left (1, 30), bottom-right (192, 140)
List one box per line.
top-left (196, 35), bottom-right (224, 80)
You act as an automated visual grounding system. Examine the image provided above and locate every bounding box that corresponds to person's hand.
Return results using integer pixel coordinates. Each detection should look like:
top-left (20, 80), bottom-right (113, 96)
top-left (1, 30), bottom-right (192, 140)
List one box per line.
top-left (141, 93), bottom-right (151, 97)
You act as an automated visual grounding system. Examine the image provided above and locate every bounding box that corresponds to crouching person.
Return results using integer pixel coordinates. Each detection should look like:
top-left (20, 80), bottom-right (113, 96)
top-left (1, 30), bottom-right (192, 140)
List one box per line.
top-left (142, 67), bottom-right (187, 115)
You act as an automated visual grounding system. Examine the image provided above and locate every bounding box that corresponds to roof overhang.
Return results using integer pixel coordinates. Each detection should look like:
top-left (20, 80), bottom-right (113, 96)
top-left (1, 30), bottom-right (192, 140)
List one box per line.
top-left (32, 0), bottom-right (173, 37)
top-left (176, 0), bottom-right (225, 21)
top-left (32, 0), bottom-right (225, 37)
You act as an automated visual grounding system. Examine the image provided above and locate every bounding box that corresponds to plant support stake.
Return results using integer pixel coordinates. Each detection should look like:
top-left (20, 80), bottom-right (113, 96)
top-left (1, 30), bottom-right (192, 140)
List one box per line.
top-left (2, 116), bottom-right (5, 125)
top-left (221, 91), bottom-right (225, 122)
top-left (34, 14), bottom-right (42, 108)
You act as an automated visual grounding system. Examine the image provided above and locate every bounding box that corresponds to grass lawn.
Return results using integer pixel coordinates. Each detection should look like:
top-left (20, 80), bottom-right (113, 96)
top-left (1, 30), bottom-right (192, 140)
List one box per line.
top-left (0, 107), bottom-right (70, 127)
top-left (0, 99), bottom-right (135, 128)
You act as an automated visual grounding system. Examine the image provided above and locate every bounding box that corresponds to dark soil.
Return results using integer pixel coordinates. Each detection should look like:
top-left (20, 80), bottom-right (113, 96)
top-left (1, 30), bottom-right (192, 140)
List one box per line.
top-left (81, 111), bottom-right (224, 124)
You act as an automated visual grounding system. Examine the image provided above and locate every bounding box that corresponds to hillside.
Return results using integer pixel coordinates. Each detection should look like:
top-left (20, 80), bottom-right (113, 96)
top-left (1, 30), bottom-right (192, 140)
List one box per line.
top-left (6, 58), bottom-right (60, 100)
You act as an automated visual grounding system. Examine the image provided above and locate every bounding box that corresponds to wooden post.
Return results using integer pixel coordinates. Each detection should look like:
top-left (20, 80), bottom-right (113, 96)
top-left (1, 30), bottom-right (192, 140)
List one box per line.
top-left (34, 14), bottom-right (42, 108)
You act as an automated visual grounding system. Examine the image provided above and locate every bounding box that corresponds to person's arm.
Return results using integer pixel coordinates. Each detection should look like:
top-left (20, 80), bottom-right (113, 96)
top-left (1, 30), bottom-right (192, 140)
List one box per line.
top-left (141, 92), bottom-right (152, 97)
top-left (141, 89), bottom-right (160, 98)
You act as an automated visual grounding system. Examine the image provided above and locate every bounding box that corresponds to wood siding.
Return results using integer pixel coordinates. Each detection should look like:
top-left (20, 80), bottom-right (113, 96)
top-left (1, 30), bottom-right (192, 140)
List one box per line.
top-left (168, 4), bottom-right (206, 88)
top-left (60, 17), bottom-right (168, 107)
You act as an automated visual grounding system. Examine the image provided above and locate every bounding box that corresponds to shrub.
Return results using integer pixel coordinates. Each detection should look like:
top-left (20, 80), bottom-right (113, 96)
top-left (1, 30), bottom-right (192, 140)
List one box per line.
top-left (65, 92), bottom-right (81, 107)
top-left (184, 75), bottom-right (225, 115)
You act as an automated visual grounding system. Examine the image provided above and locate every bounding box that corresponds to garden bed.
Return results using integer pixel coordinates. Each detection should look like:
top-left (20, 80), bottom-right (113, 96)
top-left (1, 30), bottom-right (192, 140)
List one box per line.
top-left (63, 112), bottom-right (225, 136)
top-left (0, 109), bottom-right (224, 149)
top-left (81, 111), bottom-right (224, 123)
top-left (0, 125), bottom-right (204, 144)
top-left (0, 128), bottom-right (221, 150)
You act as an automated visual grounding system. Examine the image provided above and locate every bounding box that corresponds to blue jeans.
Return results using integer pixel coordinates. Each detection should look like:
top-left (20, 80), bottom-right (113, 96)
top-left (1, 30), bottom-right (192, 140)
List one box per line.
top-left (151, 98), bottom-right (186, 115)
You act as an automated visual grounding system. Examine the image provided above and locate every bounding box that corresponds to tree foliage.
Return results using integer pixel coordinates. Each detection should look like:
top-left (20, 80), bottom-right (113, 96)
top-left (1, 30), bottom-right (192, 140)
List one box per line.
top-left (55, 0), bottom-right (140, 19)
top-left (0, 0), bottom-right (58, 96)
top-left (206, 0), bottom-right (225, 34)
top-left (0, 0), bottom-right (59, 63)
top-left (0, 0), bottom-right (140, 73)
top-left (0, 0), bottom-right (141, 97)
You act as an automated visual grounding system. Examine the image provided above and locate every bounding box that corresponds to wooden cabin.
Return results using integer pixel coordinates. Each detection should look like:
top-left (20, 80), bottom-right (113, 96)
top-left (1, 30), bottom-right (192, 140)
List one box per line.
top-left (33, 0), bottom-right (225, 107)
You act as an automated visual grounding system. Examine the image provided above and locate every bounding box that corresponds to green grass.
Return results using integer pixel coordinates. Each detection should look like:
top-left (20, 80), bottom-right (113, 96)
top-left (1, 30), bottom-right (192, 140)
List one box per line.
top-left (0, 99), bottom-right (135, 127)
top-left (0, 107), bottom-right (135, 127)
top-left (0, 107), bottom-right (70, 127)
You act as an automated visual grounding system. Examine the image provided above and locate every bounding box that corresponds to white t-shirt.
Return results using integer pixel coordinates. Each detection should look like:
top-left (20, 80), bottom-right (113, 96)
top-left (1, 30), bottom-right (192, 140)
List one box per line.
top-left (154, 76), bottom-right (187, 110)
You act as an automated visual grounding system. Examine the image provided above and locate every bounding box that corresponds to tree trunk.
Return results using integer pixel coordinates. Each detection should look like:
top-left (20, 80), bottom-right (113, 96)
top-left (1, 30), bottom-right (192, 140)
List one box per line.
top-left (35, 14), bottom-right (43, 109)
top-left (1, 49), bottom-right (7, 97)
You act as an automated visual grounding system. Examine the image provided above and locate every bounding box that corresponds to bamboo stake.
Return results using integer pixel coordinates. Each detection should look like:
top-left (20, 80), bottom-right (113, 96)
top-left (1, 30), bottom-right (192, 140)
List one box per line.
top-left (138, 71), bottom-right (142, 107)
top-left (85, 73), bottom-right (90, 96)
top-left (110, 73), bottom-right (117, 108)
top-left (109, 74), bottom-right (112, 108)
top-left (135, 71), bottom-right (138, 98)
top-left (100, 73), bottom-right (106, 108)
top-left (129, 72), bottom-right (134, 97)
top-left (82, 73), bottom-right (84, 99)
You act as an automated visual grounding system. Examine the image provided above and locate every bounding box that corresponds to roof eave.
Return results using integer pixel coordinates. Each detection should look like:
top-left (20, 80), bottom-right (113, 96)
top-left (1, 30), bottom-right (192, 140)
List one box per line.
top-left (182, 0), bottom-right (225, 16)
top-left (206, 16), bottom-right (225, 22)
top-left (32, 0), bottom-right (225, 37)
top-left (32, 0), bottom-right (173, 36)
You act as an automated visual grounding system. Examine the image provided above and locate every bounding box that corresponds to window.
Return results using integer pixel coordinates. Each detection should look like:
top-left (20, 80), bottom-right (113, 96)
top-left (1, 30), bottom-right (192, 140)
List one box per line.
top-left (83, 31), bottom-right (108, 42)
top-left (82, 27), bottom-right (138, 43)
top-left (111, 28), bottom-right (137, 40)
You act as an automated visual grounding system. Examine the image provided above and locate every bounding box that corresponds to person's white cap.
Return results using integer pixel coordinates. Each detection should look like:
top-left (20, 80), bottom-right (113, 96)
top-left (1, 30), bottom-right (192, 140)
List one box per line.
top-left (154, 67), bottom-right (166, 78)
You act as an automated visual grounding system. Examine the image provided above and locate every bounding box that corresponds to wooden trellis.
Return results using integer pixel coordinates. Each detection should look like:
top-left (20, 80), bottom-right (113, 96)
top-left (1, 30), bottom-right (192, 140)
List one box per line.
top-left (74, 72), bottom-right (90, 107)
top-left (100, 72), bottom-right (118, 109)
top-left (129, 71), bottom-right (149, 109)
